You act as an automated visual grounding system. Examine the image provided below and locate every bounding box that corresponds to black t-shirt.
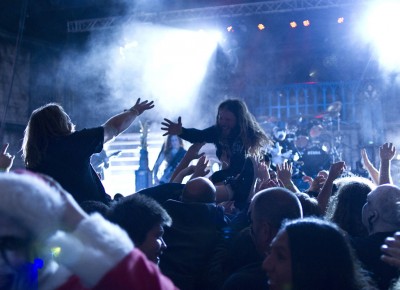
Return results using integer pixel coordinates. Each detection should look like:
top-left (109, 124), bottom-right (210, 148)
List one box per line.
top-left (31, 127), bottom-right (111, 204)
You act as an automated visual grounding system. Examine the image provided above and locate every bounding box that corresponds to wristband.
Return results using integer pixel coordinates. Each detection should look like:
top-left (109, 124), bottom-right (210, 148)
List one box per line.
top-left (129, 108), bottom-right (140, 115)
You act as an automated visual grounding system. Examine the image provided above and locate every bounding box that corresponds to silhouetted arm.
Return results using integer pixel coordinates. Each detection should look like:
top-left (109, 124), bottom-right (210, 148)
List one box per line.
top-left (379, 142), bottom-right (396, 185)
top-left (102, 98), bottom-right (154, 143)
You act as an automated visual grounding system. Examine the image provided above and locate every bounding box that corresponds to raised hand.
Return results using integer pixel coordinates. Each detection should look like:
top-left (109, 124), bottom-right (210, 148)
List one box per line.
top-left (130, 98), bottom-right (154, 115)
top-left (276, 161), bottom-right (293, 186)
top-left (185, 143), bottom-right (205, 162)
top-left (380, 142), bottom-right (396, 161)
top-left (161, 117), bottom-right (183, 136)
top-left (303, 171), bottom-right (327, 193)
top-left (192, 155), bottom-right (210, 179)
top-left (0, 143), bottom-right (15, 171)
top-left (328, 161), bottom-right (346, 181)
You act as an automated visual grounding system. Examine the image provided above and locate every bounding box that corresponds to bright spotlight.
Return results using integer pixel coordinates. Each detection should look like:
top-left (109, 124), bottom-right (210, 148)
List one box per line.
top-left (303, 20), bottom-right (310, 27)
top-left (227, 26), bottom-right (234, 32)
top-left (258, 24), bottom-right (266, 31)
top-left (290, 21), bottom-right (297, 28)
top-left (361, 0), bottom-right (400, 71)
top-left (338, 17), bottom-right (344, 24)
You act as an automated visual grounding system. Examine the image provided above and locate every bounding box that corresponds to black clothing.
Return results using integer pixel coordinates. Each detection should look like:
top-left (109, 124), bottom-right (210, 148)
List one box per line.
top-left (30, 127), bottom-right (111, 204)
top-left (137, 182), bottom-right (185, 204)
top-left (352, 231), bottom-right (400, 290)
top-left (222, 262), bottom-right (268, 290)
top-left (160, 199), bottom-right (228, 290)
top-left (180, 126), bottom-right (245, 183)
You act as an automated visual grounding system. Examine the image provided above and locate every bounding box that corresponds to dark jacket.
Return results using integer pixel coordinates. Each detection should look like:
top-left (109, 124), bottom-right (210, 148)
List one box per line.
top-left (160, 199), bottom-right (229, 290)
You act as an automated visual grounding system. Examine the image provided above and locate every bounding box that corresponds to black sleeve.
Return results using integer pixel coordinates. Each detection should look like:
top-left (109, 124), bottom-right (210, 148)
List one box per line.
top-left (180, 126), bottom-right (218, 143)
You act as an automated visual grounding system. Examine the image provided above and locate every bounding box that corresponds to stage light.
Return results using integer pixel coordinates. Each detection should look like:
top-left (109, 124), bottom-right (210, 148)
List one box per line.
top-left (227, 26), bottom-right (234, 32)
top-left (258, 24), bottom-right (265, 31)
top-left (338, 17), bottom-right (344, 24)
top-left (303, 20), bottom-right (310, 27)
top-left (290, 21), bottom-right (297, 28)
top-left (360, 0), bottom-right (400, 71)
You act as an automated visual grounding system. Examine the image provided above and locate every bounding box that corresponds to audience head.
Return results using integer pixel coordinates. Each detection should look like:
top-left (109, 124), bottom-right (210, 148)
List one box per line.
top-left (294, 192), bottom-right (320, 217)
top-left (249, 187), bottom-right (302, 255)
top-left (362, 184), bottom-right (400, 235)
top-left (79, 200), bottom-right (110, 217)
top-left (328, 177), bottom-right (375, 237)
top-left (0, 172), bottom-right (65, 288)
top-left (164, 135), bottom-right (184, 154)
top-left (181, 177), bottom-right (216, 203)
top-left (108, 194), bottom-right (172, 264)
top-left (22, 103), bottom-right (75, 168)
top-left (216, 99), bottom-right (270, 153)
top-left (263, 217), bottom-right (373, 290)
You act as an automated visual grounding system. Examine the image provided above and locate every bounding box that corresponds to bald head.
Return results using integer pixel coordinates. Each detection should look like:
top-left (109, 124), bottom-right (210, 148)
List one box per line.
top-left (251, 187), bottom-right (303, 230)
top-left (250, 187), bottom-right (303, 255)
top-left (181, 177), bottom-right (216, 203)
top-left (362, 184), bottom-right (400, 234)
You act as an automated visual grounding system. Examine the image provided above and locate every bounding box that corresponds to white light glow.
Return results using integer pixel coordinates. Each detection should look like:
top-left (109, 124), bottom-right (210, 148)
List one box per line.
top-left (360, 0), bottom-right (400, 71)
top-left (108, 24), bottom-right (220, 117)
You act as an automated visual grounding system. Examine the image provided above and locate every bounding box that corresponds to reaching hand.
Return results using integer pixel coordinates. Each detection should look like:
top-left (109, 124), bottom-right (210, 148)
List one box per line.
top-left (130, 98), bottom-right (155, 115)
top-left (380, 142), bottom-right (396, 161)
top-left (185, 143), bottom-right (205, 161)
top-left (0, 143), bottom-right (15, 171)
top-left (258, 178), bottom-right (281, 191)
top-left (276, 162), bottom-right (293, 186)
top-left (327, 161), bottom-right (346, 181)
top-left (161, 117), bottom-right (183, 136)
top-left (192, 155), bottom-right (210, 179)
top-left (303, 172), bottom-right (327, 193)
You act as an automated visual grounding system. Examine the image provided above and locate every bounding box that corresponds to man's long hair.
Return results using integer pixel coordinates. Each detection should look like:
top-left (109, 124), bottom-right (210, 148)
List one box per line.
top-left (216, 99), bottom-right (271, 156)
top-left (22, 103), bottom-right (75, 169)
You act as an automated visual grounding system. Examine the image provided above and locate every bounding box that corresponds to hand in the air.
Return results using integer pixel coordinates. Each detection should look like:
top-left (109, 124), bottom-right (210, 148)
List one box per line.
top-left (161, 117), bottom-right (183, 136)
top-left (380, 142), bottom-right (396, 161)
top-left (130, 98), bottom-right (155, 115)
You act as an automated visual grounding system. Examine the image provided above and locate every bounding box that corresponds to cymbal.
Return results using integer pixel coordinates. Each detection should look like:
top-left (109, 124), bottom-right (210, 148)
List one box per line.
top-left (326, 101), bottom-right (342, 113)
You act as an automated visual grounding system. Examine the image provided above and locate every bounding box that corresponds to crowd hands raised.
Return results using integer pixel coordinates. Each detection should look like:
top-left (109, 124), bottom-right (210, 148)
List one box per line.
top-left (2, 97), bottom-right (400, 290)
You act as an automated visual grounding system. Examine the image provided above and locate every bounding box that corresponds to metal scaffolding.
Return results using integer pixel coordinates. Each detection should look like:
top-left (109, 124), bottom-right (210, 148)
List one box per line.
top-left (67, 0), bottom-right (365, 33)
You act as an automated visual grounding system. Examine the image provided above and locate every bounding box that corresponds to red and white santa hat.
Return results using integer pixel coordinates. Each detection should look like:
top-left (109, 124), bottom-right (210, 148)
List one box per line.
top-left (0, 171), bottom-right (65, 241)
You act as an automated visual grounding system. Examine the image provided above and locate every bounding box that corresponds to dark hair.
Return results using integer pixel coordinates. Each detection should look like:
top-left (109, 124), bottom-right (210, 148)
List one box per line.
top-left (108, 194), bottom-right (172, 245)
top-left (329, 177), bottom-right (375, 237)
top-left (284, 217), bottom-right (375, 290)
top-left (163, 135), bottom-right (184, 163)
top-left (216, 99), bottom-right (271, 156)
top-left (295, 192), bottom-right (320, 217)
top-left (22, 103), bottom-right (75, 168)
top-left (79, 200), bottom-right (110, 217)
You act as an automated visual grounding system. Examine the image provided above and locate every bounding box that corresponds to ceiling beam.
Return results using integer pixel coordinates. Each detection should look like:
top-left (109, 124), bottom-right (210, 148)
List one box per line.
top-left (67, 0), bottom-right (368, 33)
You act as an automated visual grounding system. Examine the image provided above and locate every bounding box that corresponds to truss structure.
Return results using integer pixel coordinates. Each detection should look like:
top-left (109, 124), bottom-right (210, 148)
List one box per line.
top-left (67, 0), bottom-right (369, 33)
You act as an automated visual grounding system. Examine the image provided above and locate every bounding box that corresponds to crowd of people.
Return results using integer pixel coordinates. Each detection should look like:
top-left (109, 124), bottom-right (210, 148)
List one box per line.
top-left (1, 98), bottom-right (400, 290)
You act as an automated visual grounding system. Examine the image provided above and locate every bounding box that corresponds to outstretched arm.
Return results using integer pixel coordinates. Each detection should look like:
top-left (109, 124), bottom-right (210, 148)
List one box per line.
top-left (169, 142), bottom-right (205, 182)
top-left (103, 98), bottom-right (154, 143)
top-left (379, 142), bottom-right (396, 185)
top-left (317, 161), bottom-right (345, 215)
top-left (361, 148), bottom-right (379, 184)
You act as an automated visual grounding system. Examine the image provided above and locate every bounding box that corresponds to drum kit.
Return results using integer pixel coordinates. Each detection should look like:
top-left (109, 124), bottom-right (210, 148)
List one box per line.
top-left (261, 101), bottom-right (343, 178)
